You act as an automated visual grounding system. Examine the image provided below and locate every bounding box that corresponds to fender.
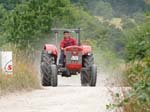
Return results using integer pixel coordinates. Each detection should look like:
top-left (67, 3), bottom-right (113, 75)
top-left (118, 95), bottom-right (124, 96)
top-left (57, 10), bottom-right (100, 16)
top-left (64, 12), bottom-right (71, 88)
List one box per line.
top-left (44, 44), bottom-right (58, 56)
top-left (81, 45), bottom-right (92, 55)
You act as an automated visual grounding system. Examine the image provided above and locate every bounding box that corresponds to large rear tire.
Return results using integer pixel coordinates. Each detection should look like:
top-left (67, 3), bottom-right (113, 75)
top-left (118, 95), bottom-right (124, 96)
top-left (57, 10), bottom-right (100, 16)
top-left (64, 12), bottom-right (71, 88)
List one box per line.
top-left (81, 54), bottom-right (96, 86)
top-left (50, 65), bottom-right (58, 87)
top-left (40, 50), bottom-right (56, 86)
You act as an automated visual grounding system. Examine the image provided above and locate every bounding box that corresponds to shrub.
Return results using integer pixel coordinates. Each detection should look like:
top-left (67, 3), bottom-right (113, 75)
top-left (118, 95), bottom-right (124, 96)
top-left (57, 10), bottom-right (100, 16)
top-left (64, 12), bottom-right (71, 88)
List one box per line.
top-left (107, 58), bottom-right (150, 112)
top-left (123, 23), bottom-right (150, 62)
top-left (115, 58), bottom-right (150, 112)
top-left (108, 21), bottom-right (150, 112)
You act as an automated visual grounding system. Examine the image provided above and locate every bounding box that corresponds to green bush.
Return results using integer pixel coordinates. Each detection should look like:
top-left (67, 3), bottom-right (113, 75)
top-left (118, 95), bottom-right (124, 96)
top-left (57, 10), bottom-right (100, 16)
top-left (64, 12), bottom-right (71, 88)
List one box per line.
top-left (122, 58), bottom-right (150, 112)
top-left (107, 20), bottom-right (150, 112)
top-left (123, 23), bottom-right (150, 62)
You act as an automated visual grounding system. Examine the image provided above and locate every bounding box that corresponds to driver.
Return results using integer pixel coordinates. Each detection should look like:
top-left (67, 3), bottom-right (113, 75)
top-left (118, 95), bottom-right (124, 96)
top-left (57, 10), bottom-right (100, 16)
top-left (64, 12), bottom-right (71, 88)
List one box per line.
top-left (59, 31), bottom-right (77, 66)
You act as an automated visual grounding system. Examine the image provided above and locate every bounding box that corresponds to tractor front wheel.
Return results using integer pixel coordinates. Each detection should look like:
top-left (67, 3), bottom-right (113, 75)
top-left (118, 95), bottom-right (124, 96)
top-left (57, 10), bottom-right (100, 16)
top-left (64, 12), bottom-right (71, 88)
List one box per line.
top-left (89, 64), bottom-right (97, 86)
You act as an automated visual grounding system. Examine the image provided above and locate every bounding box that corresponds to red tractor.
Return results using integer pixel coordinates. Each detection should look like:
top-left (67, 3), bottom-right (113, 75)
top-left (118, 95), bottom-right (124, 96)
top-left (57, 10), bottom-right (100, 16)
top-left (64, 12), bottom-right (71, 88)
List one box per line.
top-left (40, 28), bottom-right (97, 87)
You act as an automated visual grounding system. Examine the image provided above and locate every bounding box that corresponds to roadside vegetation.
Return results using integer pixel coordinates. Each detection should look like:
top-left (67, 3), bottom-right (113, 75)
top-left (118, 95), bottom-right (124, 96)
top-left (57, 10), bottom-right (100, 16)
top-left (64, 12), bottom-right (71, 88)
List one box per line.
top-left (0, 44), bottom-right (40, 95)
top-left (109, 22), bottom-right (150, 112)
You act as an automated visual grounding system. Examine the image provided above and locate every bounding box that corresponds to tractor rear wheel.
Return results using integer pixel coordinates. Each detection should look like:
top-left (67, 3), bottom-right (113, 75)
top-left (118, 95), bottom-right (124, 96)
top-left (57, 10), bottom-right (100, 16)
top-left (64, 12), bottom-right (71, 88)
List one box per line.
top-left (40, 50), bottom-right (56, 86)
top-left (81, 54), bottom-right (95, 86)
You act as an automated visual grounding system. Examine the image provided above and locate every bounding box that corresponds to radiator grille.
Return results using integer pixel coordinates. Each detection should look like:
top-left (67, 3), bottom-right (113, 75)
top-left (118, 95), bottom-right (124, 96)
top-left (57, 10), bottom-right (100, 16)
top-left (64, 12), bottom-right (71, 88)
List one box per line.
top-left (66, 51), bottom-right (82, 64)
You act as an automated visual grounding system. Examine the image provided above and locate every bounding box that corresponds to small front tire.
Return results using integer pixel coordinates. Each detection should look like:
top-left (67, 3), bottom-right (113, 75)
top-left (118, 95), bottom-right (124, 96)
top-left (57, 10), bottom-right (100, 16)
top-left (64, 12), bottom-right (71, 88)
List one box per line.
top-left (50, 65), bottom-right (58, 87)
top-left (89, 64), bottom-right (97, 87)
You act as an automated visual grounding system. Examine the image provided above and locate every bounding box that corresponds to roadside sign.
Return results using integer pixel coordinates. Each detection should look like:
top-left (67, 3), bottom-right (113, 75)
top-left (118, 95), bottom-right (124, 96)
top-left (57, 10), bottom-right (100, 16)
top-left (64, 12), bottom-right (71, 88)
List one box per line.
top-left (0, 51), bottom-right (13, 74)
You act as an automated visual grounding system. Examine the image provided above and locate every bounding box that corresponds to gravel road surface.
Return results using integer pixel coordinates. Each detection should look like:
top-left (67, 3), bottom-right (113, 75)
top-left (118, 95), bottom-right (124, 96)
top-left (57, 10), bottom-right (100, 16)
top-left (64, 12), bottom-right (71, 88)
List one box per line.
top-left (0, 72), bottom-right (122, 112)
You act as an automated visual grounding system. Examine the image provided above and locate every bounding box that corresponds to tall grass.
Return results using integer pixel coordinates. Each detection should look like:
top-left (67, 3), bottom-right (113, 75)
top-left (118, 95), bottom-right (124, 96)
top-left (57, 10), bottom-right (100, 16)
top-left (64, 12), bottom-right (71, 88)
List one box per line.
top-left (0, 44), bottom-right (40, 95)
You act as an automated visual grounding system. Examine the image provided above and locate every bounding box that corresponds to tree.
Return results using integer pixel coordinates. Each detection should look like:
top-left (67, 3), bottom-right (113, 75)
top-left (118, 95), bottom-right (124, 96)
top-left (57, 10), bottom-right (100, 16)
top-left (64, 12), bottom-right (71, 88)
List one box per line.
top-left (4, 0), bottom-right (71, 48)
top-left (0, 4), bottom-right (7, 45)
top-left (0, 0), bottom-right (26, 10)
top-left (93, 1), bottom-right (113, 18)
top-left (144, 0), bottom-right (150, 4)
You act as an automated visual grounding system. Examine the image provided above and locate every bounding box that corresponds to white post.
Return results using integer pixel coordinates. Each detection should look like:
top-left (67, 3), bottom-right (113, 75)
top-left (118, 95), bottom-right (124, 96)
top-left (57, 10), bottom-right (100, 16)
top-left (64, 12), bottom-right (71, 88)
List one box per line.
top-left (0, 51), bottom-right (13, 75)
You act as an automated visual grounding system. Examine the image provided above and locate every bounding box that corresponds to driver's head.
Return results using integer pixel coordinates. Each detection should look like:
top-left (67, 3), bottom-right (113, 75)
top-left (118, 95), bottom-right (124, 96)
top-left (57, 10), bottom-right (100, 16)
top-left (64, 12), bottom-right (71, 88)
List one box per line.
top-left (64, 31), bottom-right (70, 39)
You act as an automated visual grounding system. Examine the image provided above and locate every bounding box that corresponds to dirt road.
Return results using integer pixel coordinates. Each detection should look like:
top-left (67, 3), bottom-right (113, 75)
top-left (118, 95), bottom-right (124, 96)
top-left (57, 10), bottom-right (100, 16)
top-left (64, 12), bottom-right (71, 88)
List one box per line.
top-left (0, 72), bottom-right (121, 112)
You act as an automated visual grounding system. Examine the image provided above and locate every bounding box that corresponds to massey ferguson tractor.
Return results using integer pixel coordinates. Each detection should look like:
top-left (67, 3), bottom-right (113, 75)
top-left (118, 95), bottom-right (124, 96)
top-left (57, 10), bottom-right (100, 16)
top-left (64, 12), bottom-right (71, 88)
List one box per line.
top-left (40, 28), bottom-right (97, 87)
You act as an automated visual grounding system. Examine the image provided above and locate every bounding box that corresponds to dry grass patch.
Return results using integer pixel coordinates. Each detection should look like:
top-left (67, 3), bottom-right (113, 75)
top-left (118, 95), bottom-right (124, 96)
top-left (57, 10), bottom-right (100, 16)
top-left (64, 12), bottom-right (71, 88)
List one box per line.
top-left (0, 49), bottom-right (40, 95)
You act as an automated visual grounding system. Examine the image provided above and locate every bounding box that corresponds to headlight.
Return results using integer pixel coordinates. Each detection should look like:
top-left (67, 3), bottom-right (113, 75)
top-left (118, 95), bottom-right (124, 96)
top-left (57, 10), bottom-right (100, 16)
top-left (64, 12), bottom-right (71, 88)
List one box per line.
top-left (87, 52), bottom-right (92, 56)
top-left (47, 50), bottom-right (52, 54)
